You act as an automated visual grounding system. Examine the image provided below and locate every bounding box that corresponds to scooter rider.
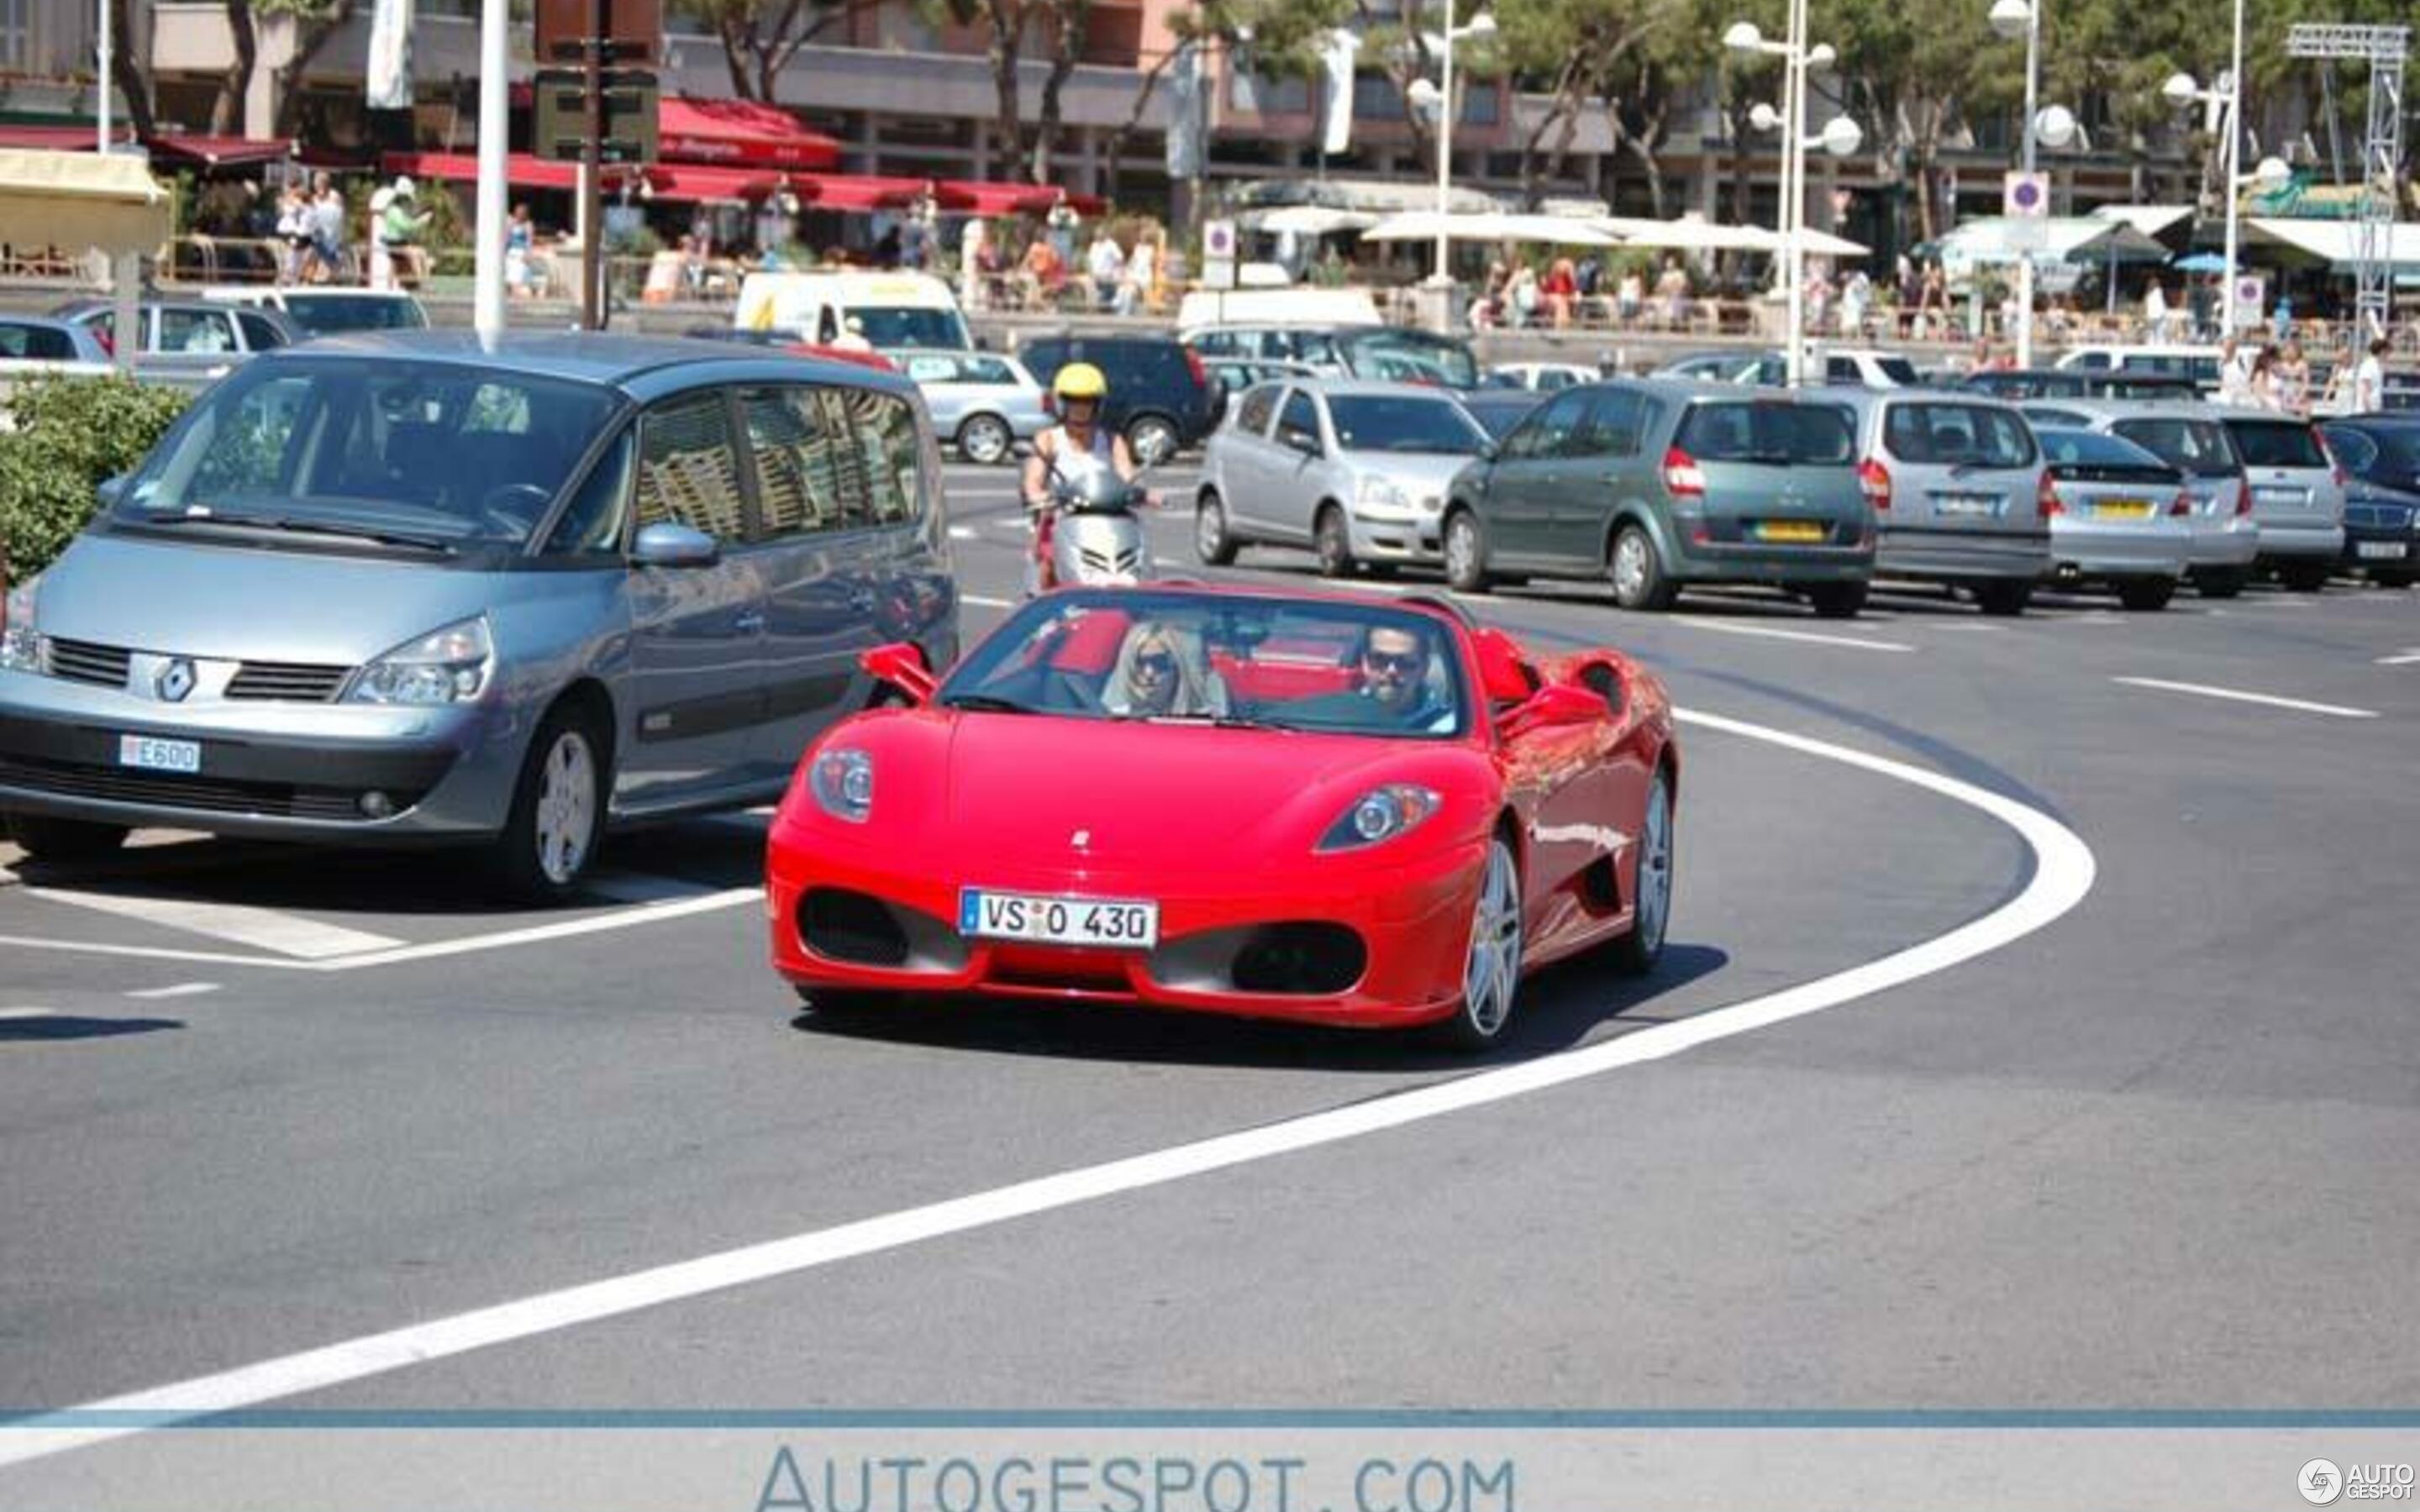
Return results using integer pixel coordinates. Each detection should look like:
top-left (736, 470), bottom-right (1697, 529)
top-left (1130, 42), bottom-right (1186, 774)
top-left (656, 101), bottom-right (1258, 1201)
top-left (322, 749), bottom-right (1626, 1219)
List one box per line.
top-left (1022, 362), bottom-right (1144, 592)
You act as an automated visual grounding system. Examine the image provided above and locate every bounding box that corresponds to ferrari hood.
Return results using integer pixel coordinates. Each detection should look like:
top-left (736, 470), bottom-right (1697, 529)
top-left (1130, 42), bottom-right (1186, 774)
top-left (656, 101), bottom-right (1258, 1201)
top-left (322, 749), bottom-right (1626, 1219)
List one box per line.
top-left (936, 714), bottom-right (1444, 863)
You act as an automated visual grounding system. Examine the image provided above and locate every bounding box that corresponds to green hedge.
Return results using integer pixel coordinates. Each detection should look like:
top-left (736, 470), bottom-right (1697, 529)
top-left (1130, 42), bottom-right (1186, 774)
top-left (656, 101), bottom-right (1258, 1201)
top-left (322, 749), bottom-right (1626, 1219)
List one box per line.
top-left (0, 375), bottom-right (192, 581)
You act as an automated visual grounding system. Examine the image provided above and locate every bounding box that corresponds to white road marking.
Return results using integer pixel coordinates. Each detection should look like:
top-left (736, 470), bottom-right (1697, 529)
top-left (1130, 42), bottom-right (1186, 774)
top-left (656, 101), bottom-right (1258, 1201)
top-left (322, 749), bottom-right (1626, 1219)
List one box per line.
top-left (122, 983), bottom-right (219, 1000)
top-left (962, 595), bottom-right (1016, 609)
top-left (579, 874), bottom-right (731, 906)
top-left (0, 706), bottom-right (2096, 1472)
top-left (1671, 619), bottom-right (1917, 654)
top-left (946, 526), bottom-right (977, 541)
top-left (2377, 648), bottom-right (2420, 666)
top-left (0, 886), bottom-right (764, 974)
top-left (23, 890), bottom-right (402, 959)
top-left (2112, 676), bottom-right (2381, 719)
top-left (983, 519), bottom-right (1024, 534)
top-left (0, 1006), bottom-right (59, 1021)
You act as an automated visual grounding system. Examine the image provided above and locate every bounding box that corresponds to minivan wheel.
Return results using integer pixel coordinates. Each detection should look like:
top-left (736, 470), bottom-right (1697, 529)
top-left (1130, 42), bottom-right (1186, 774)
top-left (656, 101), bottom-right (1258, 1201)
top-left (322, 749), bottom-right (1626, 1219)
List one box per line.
top-left (1313, 505), bottom-right (1354, 578)
top-left (2281, 560), bottom-right (2331, 593)
top-left (1194, 490), bottom-right (1239, 565)
top-left (1608, 523), bottom-right (1676, 612)
top-left (1443, 508), bottom-right (1492, 593)
top-left (956, 413), bottom-right (1013, 465)
top-left (2194, 567), bottom-right (2248, 599)
top-left (2117, 577), bottom-right (2177, 612)
top-left (1974, 578), bottom-right (2033, 617)
top-left (1126, 414), bottom-right (1179, 466)
top-left (6, 814), bottom-right (129, 865)
top-left (1806, 582), bottom-right (1867, 619)
top-left (492, 705), bottom-right (608, 902)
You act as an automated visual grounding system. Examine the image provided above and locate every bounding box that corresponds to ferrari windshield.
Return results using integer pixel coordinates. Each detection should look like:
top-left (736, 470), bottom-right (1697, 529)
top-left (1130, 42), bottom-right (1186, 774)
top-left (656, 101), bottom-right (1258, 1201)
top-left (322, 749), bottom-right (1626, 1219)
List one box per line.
top-left (939, 590), bottom-right (1472, 739)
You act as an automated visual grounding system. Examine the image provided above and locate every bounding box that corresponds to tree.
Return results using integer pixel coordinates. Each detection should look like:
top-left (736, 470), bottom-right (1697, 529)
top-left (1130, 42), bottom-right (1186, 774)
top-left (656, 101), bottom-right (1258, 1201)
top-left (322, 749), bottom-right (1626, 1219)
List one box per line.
top-left (1829, 0), bottom-right (2002, 242)
top-left (107, 0), bottom-right (157, 139)
top-left (672, 0), bottom-right (881, 103)
top-left (270, 0), bottom-right (358, 137)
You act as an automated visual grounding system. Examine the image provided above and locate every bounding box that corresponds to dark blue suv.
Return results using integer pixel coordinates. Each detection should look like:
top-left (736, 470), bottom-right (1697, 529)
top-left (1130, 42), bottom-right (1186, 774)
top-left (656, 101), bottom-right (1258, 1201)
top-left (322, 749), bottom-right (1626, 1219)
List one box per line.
top-left (1018, 335), bottom-right (1225, 465)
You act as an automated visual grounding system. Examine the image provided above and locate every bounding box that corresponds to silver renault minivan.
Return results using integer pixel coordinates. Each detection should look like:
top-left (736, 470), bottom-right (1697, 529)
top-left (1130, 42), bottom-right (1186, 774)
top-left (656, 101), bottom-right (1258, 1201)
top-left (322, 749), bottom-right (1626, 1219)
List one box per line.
top-left (0, 332), bottom-right (957, 897)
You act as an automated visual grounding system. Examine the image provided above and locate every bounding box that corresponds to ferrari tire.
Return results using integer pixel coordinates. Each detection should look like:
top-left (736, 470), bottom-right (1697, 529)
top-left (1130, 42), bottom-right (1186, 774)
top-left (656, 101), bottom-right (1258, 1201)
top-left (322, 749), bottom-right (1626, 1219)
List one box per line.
top-left (1439, 836), bottom-right (1524, 1052)
top-left (1313, 504), bottom-right (1354, 578)
top-left (1194, 490), bottom-right (1239, 564)
top-left (1607, 767), bottom-right (1674, 976)
top-left (1443, 508), bottom-right (1492, 593)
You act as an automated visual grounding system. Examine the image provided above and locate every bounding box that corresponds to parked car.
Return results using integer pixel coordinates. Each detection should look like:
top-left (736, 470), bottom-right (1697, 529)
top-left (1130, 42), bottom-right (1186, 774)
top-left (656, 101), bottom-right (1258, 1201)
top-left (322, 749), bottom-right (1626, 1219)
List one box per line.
top-left (1184, 324), bottom-right (1482, 389)
top-left (1741, 348), bottom-right (1922, 388)
top-left (2211, 410), bottom-right (2346, 591)
top-left (1197, 356), bottom-right (1319, 428)
top-left (51, 297), bottom-right (297, 381)
top-left (1196, 380), bottom-right (1494, 574)
top-left (888, 349), bottom-right (1048, 465)
top-left (2024, 401), bottom-right (2261, 599)
top-left (2053, 344), bottom-right (2225, 393)
top-left (1836, 390), bottom-right (2053, 614)
top-left (2317, 417), bottom-right (2420, 585)
top-left (1440, 381), bottom-right (1874, 616)
top-left (1019, 334), bottom-right (1224, 465)
top-left (1485, 361), bottom-right (1604, 391)
top-left (1455, 388), bottom-right (1549, 441)
top-left (0, 314), bottom-right (113, 368)
top-left (1963, 367), bottom-right (2202, 402)
top-left (201, 286), bottom-right (429, 338)
top-left (1649, 350), bottom-right (1761, 383)
top-left (0, 332), bottom-right (958, 897)
top-left (2031, 428), bottom-right (2194, 610)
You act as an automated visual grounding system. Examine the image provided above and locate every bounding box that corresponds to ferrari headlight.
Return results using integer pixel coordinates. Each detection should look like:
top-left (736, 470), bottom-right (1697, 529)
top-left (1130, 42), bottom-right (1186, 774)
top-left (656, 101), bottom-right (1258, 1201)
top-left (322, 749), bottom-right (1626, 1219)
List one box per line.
top-left (1317, 784), bottom-right (1441, 853)
top-left (1356, 476), bottom-right (1410, 512)
top-left (809, 747), bottom-right (874, 823)
top-left (0, 575), bottom-right (41, 674)
top-left (346, 616), bottom-right (493, 705)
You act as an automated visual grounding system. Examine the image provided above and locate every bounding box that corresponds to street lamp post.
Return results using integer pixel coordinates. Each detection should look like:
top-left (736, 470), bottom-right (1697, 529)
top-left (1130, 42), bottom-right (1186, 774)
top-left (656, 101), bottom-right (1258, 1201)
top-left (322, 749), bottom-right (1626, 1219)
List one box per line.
top-left (1413, 2), bottom-right (1497, 289)
top-left (1728, 12), bottom-right (1854, 387)
top-left (1991, 0), bottom-right (2044, 366)
top-left (2163, 0), bottom-right (2250, 333)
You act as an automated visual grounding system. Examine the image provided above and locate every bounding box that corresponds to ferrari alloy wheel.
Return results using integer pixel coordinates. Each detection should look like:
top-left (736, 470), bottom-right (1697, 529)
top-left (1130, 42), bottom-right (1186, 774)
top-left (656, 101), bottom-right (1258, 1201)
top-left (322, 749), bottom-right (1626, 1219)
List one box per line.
top-left (956, 413), bottom-right (1013, 465)
top-left (1444, 837), bottom-right (1524, 1049)
top-left (1314, 505), bottom-right (1354, 578)
top-left (1610, 769), bottom-right (1674, 975)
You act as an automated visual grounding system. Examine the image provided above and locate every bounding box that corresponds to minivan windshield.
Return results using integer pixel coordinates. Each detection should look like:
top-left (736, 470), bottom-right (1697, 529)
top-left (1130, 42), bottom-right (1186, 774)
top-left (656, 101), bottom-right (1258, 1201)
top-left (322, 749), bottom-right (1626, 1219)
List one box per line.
top-left (116, 357), bottom-right (617, 549)
top-left (853, 307), bottom-right (971, 350)
top-left (1337, 330), bottom-right (1481, 390)
top-left (1678, 402), bottom-right (1857, 465)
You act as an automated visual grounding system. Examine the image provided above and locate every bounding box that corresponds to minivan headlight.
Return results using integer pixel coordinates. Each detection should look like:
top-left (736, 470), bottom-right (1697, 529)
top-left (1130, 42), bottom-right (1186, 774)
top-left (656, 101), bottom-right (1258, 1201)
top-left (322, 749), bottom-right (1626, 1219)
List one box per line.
top-left (346, 616), bottom-right (494, 705)
top-left (0, 575), bottom-right (41, 674)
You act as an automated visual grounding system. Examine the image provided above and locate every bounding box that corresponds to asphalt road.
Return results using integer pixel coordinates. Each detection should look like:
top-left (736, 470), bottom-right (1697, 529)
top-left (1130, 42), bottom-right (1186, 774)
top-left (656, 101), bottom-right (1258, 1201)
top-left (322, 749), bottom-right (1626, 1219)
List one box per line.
top-left (5, 458), bottom-right (2419, 1491)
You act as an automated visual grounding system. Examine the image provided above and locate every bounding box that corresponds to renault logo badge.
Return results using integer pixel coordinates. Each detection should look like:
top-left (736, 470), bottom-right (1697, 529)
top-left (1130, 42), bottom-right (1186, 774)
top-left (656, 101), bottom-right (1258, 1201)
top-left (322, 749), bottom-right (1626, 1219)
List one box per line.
top-left (155, 659), bottom-right (196, 703)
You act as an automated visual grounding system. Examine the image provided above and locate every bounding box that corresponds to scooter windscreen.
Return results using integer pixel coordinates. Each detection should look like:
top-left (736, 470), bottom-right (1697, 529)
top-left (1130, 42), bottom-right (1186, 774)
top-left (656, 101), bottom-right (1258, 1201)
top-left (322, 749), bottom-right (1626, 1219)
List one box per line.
top-left (1050, 454), bottom-right (1146, 514)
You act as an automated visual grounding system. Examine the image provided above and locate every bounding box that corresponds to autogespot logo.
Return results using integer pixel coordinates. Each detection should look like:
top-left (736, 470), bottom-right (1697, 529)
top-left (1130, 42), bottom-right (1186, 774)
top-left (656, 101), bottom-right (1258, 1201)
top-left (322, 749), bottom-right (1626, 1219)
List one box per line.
top-left (2302, 1459), bottom-right (2344, 1506)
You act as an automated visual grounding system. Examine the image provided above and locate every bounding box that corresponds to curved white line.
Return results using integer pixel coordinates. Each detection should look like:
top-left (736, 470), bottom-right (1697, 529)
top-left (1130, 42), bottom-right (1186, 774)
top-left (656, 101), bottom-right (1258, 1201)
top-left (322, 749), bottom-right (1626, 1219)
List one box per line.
top-left (0, 705), bottom-right (2096, 1470)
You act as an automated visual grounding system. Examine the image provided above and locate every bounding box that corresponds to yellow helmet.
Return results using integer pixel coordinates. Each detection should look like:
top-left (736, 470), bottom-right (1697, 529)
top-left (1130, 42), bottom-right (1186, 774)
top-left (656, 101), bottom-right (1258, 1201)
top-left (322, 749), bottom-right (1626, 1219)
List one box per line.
top-left (1052, 361), bottom-right (1109, 402)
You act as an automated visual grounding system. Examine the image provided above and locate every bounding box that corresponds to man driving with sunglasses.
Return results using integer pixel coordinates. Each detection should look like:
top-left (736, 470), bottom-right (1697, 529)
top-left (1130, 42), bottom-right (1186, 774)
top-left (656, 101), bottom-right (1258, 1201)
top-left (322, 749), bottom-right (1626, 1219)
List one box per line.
top-left (1279, 623), bottom-right (1457, 734)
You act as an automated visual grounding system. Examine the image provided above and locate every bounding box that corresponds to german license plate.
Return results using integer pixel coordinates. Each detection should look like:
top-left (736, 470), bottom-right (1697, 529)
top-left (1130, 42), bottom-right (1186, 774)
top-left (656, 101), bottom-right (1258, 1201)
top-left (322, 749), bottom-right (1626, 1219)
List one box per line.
top-left (2095, 498), bottom-right (2153, 519)
top-left (959, 889), bottom-right (1159, 949)
top-left (1933, 493), bottom-right (2000, 517)
top-left (1754, 519), bottom-right (1827, 543)
top-left (117, 734), bottom-right (200, 774)
top-left (2356, 541), bottom-right (2408, 559)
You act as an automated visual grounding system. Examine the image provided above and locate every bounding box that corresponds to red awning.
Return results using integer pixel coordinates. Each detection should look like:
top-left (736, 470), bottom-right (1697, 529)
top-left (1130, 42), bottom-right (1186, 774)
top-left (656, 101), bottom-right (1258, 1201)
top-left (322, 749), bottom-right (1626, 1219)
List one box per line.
top-left (381, 150), bottom-right (646, 193)
top-left (936, 181), bottom-right (1103, 218)
top-left (145, 134), bottom-right (299, 168)
top-left (657, 97), bottom-right (840, 171)
top-left (790, 173), bottom-right (935, 213)
top-left (0, 125), bottom-right (115, 151)
top-left (645, 164), bottom-right (780, 204)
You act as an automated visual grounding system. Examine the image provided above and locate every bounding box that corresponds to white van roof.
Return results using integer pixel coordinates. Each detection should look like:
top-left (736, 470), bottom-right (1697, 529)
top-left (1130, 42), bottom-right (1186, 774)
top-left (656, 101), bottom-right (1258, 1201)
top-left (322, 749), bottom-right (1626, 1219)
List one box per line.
top-left (1176, 287), bottom-right (1383, 332)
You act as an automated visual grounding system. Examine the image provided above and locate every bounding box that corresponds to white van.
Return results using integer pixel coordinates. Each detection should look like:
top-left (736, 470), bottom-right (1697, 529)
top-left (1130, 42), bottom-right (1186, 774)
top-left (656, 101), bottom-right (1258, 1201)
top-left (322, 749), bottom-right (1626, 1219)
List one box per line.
top-left (2054, 344), bottom-right (2226, 394)
top-left (733, 270), bottom-right (971, 350)
top-left (1176, 286), bottom-right (1382, 333)
top-left (201, 286), bottom-right (430, 339)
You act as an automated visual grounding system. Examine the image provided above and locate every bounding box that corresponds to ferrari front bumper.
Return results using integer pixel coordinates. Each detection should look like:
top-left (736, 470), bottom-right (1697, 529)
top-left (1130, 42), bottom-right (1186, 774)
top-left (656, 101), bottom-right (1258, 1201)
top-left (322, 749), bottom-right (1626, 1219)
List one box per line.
top-left (765, 830), bottom-right (1486, 1028)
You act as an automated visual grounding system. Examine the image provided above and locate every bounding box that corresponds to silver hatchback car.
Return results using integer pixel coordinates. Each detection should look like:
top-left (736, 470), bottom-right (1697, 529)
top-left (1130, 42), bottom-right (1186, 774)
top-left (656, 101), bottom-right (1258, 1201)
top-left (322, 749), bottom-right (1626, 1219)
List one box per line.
top-left (2018, 401), bottom-right (2261, 599)
top-left (0, 332), bottom-right (958, 897)
top-left (888, 348), bottom-right (1049, 465)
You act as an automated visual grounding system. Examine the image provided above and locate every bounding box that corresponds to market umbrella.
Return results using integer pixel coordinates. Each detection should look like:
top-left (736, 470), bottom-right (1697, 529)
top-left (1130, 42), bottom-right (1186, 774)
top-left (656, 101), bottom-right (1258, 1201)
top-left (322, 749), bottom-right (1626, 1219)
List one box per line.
top-left (2170, 251), bottom-right (2236, 273)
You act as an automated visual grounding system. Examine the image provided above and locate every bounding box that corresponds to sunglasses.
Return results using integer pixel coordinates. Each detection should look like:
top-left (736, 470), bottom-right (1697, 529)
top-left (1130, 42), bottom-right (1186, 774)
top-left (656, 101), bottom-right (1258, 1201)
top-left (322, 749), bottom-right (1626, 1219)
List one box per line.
top-left (1363, 649), bottom-right (1421, 674)
top-left (1134, 652), bottom-right (1176, 676)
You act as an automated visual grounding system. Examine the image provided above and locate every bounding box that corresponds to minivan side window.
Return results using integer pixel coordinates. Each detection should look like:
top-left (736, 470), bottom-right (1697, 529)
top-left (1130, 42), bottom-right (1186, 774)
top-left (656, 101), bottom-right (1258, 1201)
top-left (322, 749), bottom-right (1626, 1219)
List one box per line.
top-left (741, 385), bottom-right (925, 538)
top-left (1575, 387), bottom-right (1647, 457)
top-left (1502, 389), bottom-right (1589, 459)
top-left (635, 392), bottom-right (747, 540)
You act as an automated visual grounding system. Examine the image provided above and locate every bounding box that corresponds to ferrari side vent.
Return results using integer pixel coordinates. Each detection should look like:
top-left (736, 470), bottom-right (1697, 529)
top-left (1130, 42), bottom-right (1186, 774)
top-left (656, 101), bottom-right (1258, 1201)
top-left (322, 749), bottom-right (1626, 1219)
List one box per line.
top-left (800, 889), bottom-right (910, 967)
top-left (1230, 923), bottom-right (1365, 996)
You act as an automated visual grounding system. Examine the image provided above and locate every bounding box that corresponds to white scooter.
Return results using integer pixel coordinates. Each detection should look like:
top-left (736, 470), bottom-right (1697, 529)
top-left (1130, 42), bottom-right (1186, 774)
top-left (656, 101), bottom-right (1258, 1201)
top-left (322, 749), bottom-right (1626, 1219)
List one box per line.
top-left (1025, 454), bottom-right (1157, 596)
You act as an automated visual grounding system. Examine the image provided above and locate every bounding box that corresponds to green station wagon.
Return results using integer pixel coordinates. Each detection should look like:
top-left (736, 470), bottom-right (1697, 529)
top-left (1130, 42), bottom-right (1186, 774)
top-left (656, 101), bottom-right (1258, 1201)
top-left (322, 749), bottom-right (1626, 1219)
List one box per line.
top-left (1440, 381), bottom-right (1876, 617)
